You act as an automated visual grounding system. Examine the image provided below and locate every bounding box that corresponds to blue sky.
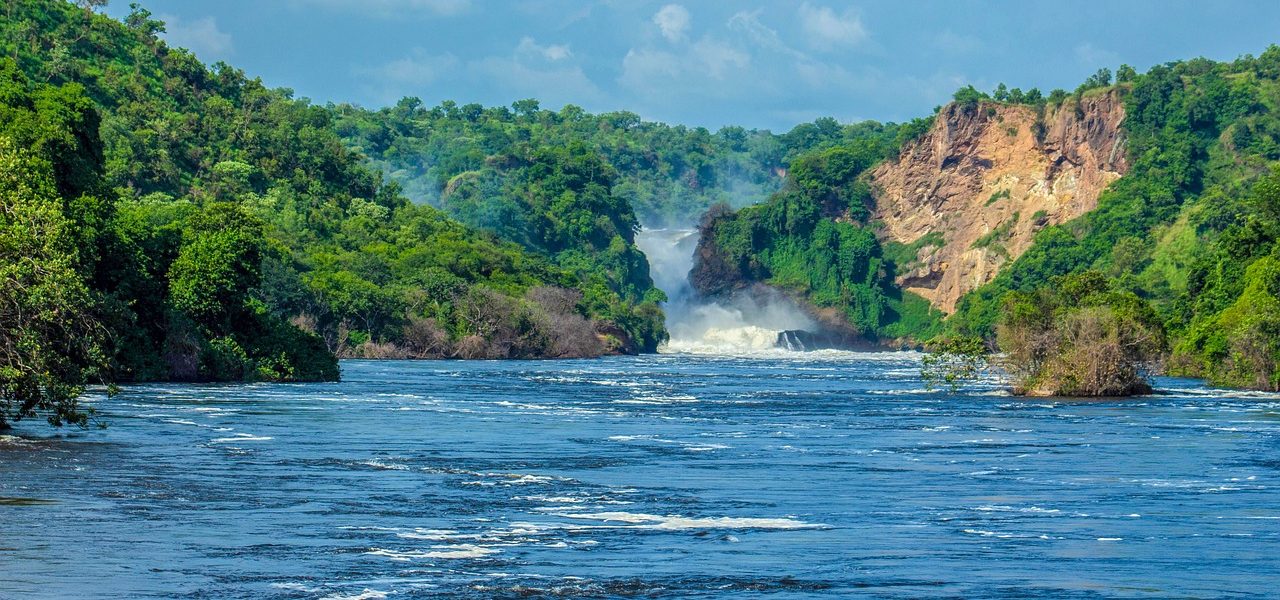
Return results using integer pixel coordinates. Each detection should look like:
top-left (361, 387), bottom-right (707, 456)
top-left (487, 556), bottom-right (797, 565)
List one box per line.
top-left (106, 1), bottom-right (1280, 131)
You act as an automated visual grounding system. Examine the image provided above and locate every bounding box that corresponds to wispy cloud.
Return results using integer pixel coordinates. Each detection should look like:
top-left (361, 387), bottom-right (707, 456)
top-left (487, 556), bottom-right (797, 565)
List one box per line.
top-left (297, 0), bottom-right (470, 17)
top-left (362, 48), bottom-right (460, 89)
top-left (360, 37), bottom-right (600, 108)
top-left (159, 14), bottom-right (233, 59)
top-left (798, 3), bottom-right (867, 50)
top-left (1075, 42), bottom-right (1119, 67)
top-left (517, 37), bottom-right (572, 62)
top-left (653, 4), bottom-right (691, 43)
top-left (933, 30), bottom-right (982, 55)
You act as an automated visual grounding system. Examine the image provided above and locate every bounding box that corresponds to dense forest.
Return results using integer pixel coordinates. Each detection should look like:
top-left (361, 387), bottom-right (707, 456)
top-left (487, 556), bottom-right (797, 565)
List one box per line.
top-left (333, 96), bottom-right (881, 228)
top-left (0, 0), bottom-right (662, 425)
top-left (5, 1), bottom-right (1280, 428)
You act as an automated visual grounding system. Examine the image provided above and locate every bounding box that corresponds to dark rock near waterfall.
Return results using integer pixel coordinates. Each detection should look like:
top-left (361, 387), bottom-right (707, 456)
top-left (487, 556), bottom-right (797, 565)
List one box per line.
top-left (775, 329), bottom-right (878, 352)
top-left (689, 203), bottom-right (756, 297)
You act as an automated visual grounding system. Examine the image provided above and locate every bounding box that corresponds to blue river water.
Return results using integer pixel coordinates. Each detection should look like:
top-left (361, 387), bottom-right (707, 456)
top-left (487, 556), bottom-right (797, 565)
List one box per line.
top-left (2, 353), bottom-right (1278, 599)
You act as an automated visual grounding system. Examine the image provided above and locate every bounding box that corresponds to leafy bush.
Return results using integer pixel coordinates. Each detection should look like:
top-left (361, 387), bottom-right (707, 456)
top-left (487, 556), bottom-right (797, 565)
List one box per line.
top-left (997, 272), bottom-right (1165, 396)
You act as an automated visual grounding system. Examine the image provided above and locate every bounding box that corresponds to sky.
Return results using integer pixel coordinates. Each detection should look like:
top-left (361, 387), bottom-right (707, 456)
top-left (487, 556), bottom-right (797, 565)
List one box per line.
top-left (105, 1), bottom-right (1280, 132)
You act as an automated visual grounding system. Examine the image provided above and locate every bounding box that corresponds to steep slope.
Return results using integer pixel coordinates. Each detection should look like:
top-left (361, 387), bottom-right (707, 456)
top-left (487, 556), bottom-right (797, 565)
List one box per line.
top-left (0, 0), bottom-right (664, 382)
top-left (870, 92), bottom-right (1128, 312)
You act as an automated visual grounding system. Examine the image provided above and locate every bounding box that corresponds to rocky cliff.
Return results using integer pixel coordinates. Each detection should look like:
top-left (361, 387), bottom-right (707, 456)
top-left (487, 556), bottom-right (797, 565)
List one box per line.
top-left (870, 91), bottom-right (1128, 312)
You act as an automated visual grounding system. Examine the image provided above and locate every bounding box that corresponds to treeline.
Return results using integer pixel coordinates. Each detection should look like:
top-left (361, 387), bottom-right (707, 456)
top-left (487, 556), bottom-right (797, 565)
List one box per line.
top-left (947, 48), bottom-right (1280, 393)
top-left (951, 66), bottom-right (1128, 111)
top-left (334, 96), bottom-right (926, 228)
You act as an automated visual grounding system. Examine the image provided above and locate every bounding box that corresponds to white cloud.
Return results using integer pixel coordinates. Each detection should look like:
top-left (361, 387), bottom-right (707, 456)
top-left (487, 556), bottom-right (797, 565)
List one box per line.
top-left (517, 37), bottom-right (572, 62)
top-left (159, 14), bottom-right (232, 59)
top-left (360, 40), bottom-right (601, 109)
top-left (728, 9), bottom-right (805, 60)
top-left (653, 4), bottom-right (691, 42)
top-left (690, 38), bottom-right (750, 79)
top-left (616, 8), bottom-right (898, 128)
top-left (1075, 42), bottom-right (1119, 67)
top-left (363, 48), bottom-right (460, 88)
top-left (798, 3), bottom-right (866, 50)
top-left (471, 56), bottom-right (604, 107)
top-left (297, 0), bottom-right (470, 17)
top-left (620, 37), bottom-right (748, 92)
top-left (934, 31), bottom-right (982, 54)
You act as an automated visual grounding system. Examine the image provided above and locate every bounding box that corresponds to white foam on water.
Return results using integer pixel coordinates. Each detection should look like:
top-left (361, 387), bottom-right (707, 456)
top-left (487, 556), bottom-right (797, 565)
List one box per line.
top-left (637, 228), bottom-right (818, 356)
top-left (546, 511), bottom-right (825, 530)
top-left (320, 588), bottom-right (390, 600)
top-left (189, 407), bottom-right (236, 414)
top-left (461, 472), bottom-right (564, 486)
top-left (396, 529), bottom-right (463, 541)
top-left (272, 582), bottom-right (322, 593)
top-left (365, 544), bottom-right (500, 560)
top-left (614, 393), bottom-right (698, 405)
top-left (359, 460), bottom-right (410, 471)
top-left (606, 434), bottom-right (729, 452)
top-left (514, 495), bottom-right (587, 503)
top-left (209, 433), bottom-right (272, 443)
top-left (962, 528), bottom-right (1049, 539)
top-left (973, 505), bottom-right (1060, 514)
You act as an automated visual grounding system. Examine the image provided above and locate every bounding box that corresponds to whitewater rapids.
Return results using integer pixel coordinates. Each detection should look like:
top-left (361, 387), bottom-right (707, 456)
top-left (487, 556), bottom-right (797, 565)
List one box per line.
top-left (635, 228), bottom-right (815, 355)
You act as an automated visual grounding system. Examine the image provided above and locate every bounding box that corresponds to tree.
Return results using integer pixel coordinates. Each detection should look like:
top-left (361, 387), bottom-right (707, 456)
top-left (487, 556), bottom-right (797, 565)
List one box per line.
top-left (75, 0), bottom-right (109, 13)
top-left (0, 138), bottom-right (104, 427)
top-left (511, 98), bottom-right (540, 118)
top-left (1251, 163), bottom-right (1280, 221)
top-left (168, 203), bottom-right (265, 333)
top-left (952, 85), bottom-right (988, 110)
top-left (1084, 68), bottom-right (1113, 88)
top-left (124, 3), bottom-right (164, 36)
top-left (1116, 64), bottom-right (1137, 83)
top-left (921, 336), bottom-right (989, 392)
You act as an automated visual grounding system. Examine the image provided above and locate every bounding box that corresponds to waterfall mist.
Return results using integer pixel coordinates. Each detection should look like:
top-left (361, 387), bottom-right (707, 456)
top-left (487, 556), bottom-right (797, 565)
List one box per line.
top-left (636, 228), bottom-right (815, 353)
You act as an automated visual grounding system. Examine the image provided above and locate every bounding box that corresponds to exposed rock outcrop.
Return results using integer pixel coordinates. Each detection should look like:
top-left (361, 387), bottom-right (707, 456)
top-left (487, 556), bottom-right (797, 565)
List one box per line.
top-left (870, 92), bottom-right (1128, 312)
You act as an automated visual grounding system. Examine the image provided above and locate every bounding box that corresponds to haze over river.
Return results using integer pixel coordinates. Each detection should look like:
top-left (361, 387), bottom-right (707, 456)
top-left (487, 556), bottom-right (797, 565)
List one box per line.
top-left (2, 354), bottom-right (1278, 599)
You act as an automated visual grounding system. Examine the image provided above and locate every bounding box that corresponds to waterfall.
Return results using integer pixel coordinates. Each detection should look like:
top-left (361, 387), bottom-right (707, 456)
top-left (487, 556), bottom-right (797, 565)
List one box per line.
top-left (636, 228), bottom-right (815, 354)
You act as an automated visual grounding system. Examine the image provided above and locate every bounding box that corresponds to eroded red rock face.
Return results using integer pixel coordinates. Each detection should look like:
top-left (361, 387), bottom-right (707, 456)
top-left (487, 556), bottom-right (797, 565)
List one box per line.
top-left (870, 92), bottom-right (1128, 312)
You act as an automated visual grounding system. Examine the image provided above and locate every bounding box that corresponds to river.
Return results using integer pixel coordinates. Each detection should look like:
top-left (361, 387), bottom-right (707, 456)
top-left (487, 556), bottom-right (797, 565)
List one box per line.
top-left (1, 355), bottom-right (1278, 599)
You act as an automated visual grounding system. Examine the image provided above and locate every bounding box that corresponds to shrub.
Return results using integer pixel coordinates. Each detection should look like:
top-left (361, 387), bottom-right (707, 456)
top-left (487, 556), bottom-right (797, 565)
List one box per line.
top-left (997, 272), bottom-right (1164, 396)
top-left (921, 336), bottom-right (989, 392)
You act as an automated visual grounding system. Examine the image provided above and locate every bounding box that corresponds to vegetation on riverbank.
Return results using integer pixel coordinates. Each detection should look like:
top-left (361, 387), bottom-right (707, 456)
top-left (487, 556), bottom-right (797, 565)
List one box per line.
top-left (923, 272), bottom-right (1165, 397)
top-left (944, 48), bottom-right (1280, 393)
top-left (0, 0), bottom-right (669, 426)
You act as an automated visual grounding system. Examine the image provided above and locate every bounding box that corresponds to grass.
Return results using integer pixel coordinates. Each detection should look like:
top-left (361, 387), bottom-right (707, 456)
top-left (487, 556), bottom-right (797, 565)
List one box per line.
top-left (884, 231), bottom-right (946, 271)
top-left (972, 212), bottom-right (1020, 253)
